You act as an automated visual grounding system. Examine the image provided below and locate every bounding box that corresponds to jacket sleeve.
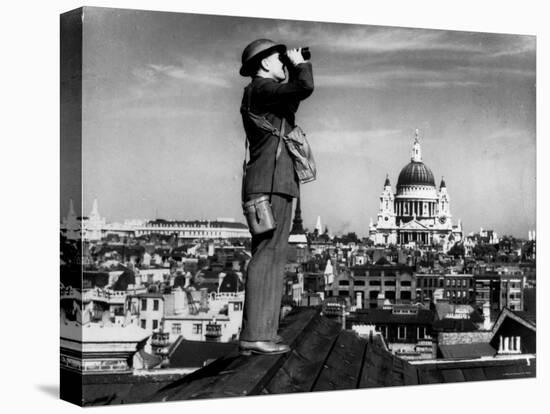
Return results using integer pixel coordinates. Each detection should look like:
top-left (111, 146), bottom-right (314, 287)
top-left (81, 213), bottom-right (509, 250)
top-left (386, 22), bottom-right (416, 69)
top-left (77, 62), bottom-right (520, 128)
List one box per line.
top-left (256, 62), bottom-right (314, 106)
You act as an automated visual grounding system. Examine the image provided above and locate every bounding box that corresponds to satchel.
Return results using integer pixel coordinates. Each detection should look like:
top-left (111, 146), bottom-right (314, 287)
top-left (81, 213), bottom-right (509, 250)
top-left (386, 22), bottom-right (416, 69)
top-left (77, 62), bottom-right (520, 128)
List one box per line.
top-left (283, 125), bottom-right (316, 184)
top-left (243, 111), bottom-right (317, 185)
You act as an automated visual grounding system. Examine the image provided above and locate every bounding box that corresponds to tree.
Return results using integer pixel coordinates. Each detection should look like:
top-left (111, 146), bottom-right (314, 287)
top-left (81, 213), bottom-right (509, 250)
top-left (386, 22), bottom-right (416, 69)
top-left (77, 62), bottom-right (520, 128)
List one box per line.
top-left (472, 243), bottom-right (497, 258)
top-left (447, 243), bottom-right (465, 258)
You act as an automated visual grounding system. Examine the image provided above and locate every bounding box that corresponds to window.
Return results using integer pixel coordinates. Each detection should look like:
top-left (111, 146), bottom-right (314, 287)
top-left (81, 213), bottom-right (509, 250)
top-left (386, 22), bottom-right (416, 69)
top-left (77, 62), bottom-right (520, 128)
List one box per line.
top-left (141, 299), bottom-right (147, 311)
top-left (417, 327), bottom-right (427, 340)
top-left (152, 320), bottom-right (159, 330)
top-left (384, 280), bottom-right (396, 286)
top-left (153, 300), bottom-right (159, 311)
top-left (498, 335), bottom-right (521, 353)
top-left (451, 279), bottom-right (456, 287)
top-left (140, 319), bottom-right (146, 329)
top-left (401, 280), bottom-right (411, 287)
top-left (338, 290), bottom-right (350, 296)
top-left (172, 323), bottom-right (181, 334)
top-left (354, 280), bottom-right (365, 286)
top-left (462, 279), bottom-right (467, 287)
top-left (193, 323), bottom-right (203, 335)
top-left (398, 326), bottom-right (407, 340)
top-left (339, 280), bottom-right (350, 286)
top-left (446, 279), bottom-right (450, 287)
top-left (369, 280), bottom-right (381, 286)
top-left (233, 302), bottom-right (243, 311)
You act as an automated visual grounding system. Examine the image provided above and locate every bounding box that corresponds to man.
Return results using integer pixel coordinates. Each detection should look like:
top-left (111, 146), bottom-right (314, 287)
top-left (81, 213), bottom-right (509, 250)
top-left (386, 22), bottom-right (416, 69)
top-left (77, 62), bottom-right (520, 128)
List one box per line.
top-left (238, 39), bottom-right (314, 355)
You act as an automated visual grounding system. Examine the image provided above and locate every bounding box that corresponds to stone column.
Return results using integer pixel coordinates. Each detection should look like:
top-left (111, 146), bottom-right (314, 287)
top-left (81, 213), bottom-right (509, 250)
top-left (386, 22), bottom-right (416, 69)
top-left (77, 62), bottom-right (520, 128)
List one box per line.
top-left (499, 336), bottom-right (503, 353)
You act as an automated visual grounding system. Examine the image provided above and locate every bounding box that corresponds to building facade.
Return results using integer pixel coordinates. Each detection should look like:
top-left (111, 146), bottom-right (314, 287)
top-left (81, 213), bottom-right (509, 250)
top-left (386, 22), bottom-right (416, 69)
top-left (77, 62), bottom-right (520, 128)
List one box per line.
top-left (369, 130), bottom-right (463, 251)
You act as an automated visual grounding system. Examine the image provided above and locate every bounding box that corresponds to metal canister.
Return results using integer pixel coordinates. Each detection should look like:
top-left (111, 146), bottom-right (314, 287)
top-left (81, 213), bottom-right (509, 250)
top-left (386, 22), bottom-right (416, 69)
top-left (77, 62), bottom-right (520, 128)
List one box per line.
top-left (242, 195), bottom-right (277, 235)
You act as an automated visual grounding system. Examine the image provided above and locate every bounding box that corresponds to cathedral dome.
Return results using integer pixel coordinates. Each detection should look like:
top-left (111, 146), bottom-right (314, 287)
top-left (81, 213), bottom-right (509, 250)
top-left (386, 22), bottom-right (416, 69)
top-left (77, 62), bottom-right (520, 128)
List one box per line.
top-left (397, 161), bottom-right (436, 187)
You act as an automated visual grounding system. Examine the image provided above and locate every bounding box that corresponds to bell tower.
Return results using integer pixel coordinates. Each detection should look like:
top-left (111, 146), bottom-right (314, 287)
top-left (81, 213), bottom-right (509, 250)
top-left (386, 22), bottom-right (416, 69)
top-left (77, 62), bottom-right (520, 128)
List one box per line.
top-left (376, 174), bottom-right (396, 228)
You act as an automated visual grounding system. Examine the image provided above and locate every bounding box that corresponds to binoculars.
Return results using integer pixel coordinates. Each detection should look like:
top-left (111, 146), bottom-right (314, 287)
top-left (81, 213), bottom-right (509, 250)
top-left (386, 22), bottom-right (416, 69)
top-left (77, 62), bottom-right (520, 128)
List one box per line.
top-left (299, 47), bottom-right (311, 60)
top-left (280, 47), bottom-right (311, 64)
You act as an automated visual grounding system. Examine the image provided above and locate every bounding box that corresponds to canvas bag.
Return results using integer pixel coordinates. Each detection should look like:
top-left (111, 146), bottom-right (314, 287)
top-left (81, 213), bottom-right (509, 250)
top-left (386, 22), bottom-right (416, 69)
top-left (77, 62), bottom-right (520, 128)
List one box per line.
top-left (245, 110), bottom-right (317, 185)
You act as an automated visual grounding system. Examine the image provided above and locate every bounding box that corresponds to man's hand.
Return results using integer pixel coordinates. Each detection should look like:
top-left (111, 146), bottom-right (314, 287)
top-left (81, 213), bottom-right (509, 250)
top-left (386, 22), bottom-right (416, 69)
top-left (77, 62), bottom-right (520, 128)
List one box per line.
top-left (286, 48), bottom-right (306, 66)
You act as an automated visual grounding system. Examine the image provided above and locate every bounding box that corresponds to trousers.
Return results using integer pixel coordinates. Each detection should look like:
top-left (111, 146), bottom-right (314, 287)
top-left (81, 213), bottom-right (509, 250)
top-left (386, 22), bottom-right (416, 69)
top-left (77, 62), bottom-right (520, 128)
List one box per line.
top-left (239, 193), bottom-right (293, 341)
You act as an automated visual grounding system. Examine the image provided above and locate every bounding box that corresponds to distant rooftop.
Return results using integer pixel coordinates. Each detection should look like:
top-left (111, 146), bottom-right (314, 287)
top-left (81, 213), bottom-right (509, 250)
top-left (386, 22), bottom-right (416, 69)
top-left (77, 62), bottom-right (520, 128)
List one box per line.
top-left (147, 219), bottom-right (247, 229)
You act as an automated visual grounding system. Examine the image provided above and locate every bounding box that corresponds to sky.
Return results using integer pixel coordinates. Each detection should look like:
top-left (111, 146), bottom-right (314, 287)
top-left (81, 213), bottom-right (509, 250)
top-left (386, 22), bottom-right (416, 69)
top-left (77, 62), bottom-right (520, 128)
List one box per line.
top-left (75, 6), bottom-right (536, 238)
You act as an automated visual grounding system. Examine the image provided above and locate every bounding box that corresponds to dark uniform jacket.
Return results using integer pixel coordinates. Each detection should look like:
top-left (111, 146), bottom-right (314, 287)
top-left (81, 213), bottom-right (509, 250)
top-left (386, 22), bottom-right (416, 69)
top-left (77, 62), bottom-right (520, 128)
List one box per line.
top-left (241, 62), bottom-right (314, 199)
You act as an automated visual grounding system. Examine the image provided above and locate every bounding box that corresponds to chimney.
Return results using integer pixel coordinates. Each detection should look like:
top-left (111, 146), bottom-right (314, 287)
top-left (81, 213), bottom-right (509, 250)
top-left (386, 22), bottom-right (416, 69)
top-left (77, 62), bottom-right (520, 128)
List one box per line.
top-left (208, 242), bottom-right (215, 257)
top-left (483, 302), bottom-right (492, 330)
top-left (355, 291), bottom-right (363, 310)
top-left (199, 288), bottom-right (209, 312)
top-left (184, 272), bottom-right (192, 288)
top-left (173, 288), bottom-right (188, 315)
top-left (217, 272), bottom-right (226, 293)
top-left (377, 292), bottom-right (386, 309)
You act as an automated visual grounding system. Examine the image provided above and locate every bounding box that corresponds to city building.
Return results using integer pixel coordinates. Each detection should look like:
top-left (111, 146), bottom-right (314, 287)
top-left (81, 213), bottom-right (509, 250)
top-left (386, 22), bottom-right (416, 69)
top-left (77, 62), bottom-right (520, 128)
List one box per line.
top-left (347, 259), bottom-right (416, 307)
top-left (161, 289), bottom-right (244, 343)
top-left (474, 271), bottom-right (524, 314)
top-left (61, 199), bottom-right (106, 241)
top-left (369, 130), bottom-right (463, 251)
top-left (347, 304), bottom-right (437, 360)
top-left (61, 199), bottom-right (251, 241)
top-left (428, 307), bottom-right (535, 361)
top-left (126, 293), bottom-right (166, 332)
top-left (416, 273), bottom-right (475, 304)
top-left (116, 218), bottom-right (250, 240)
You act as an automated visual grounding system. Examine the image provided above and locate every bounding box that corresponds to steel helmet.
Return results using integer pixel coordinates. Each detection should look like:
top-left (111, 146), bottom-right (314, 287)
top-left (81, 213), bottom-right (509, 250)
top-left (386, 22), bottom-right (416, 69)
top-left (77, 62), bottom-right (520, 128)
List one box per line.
top-left (239, 38), bottom-right (287, 77)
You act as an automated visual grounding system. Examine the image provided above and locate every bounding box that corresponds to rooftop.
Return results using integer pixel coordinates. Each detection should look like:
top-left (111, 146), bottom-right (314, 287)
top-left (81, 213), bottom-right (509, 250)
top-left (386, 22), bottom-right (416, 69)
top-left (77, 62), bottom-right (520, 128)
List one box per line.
top-left (67, 307), bottom-right (537, 406)
top-left (149, 308), bottom-right (419, 402)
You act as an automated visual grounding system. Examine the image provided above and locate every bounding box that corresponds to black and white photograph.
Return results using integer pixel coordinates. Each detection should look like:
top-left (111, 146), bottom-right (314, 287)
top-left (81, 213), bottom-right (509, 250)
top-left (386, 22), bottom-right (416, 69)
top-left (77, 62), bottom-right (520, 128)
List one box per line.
top-left (3, 1), bottom-right (547, 413)
top-left (58, 4), bottom-right (538, 407)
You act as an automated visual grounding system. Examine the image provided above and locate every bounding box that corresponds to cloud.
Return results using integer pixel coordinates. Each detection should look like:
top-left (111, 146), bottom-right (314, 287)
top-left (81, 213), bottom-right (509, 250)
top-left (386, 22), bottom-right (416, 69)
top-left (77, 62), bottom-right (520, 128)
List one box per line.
top-left (311, 128), bottom-right (404, 155)
top-left (132, 61), bottom-right (232, 88)
top-left (258, 22), bottom-right (487, 54)
top-left (149, 64), bottom-right (187, 79)
top-left (315, 66), bottom-right (486, 90)
top-left (101, 105), bottom-right (220, 121)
